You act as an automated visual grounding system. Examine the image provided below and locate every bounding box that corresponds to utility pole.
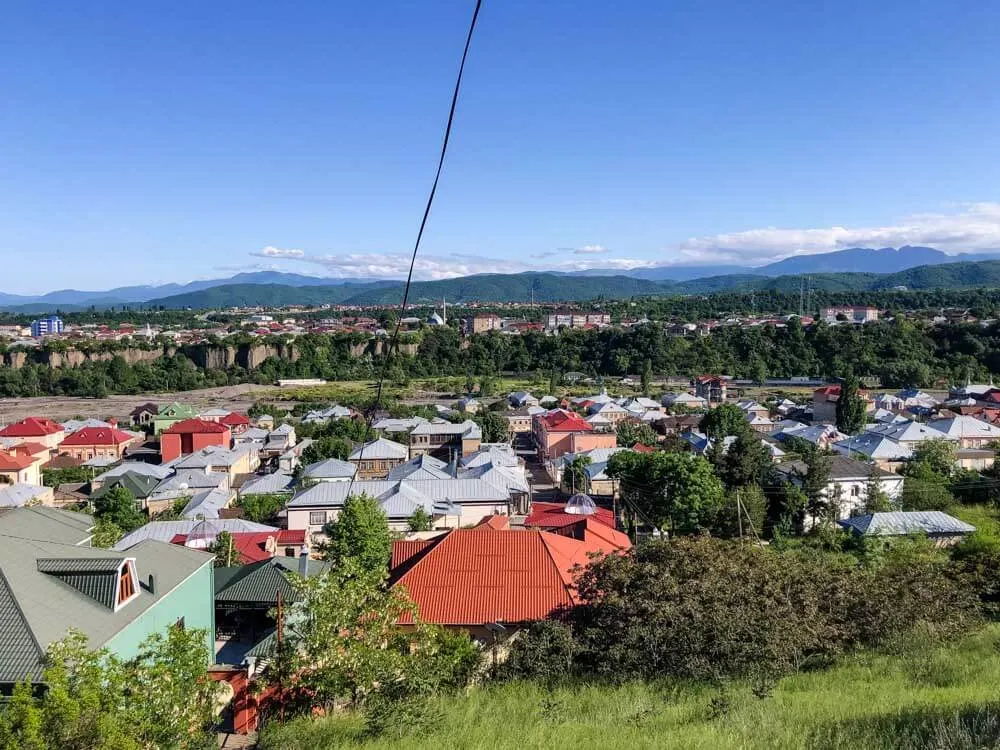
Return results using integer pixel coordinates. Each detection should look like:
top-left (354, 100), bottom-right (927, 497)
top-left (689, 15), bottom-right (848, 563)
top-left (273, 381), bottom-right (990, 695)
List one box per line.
top-left (736, 489), bottom-right (744, 543)
top-left (276, 590), bottom-right (285, 724)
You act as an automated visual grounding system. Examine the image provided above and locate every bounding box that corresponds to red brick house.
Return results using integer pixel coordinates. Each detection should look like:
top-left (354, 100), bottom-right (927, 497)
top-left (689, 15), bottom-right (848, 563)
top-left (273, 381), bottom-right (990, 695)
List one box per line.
top-left (532, 409), bottom-right (616, 460)
top-left (160, 419), bottom-right (231, 463)
top-left (60, 426), bottom-right (139, 462)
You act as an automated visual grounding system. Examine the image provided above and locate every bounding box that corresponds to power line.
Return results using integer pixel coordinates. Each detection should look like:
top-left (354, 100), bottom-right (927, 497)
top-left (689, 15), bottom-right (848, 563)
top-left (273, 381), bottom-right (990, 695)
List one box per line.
top-left (344, 0), bottom-right (484, 501)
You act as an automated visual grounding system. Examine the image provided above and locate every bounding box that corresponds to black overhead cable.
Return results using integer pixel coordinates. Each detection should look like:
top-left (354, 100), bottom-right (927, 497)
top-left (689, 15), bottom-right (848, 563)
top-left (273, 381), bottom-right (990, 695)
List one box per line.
top-left (346, 0), bottom-right (483, 499)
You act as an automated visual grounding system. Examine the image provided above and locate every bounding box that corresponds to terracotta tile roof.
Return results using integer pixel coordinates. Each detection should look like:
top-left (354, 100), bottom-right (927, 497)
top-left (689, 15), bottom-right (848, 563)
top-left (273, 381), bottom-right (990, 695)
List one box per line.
top-left (392, 525), bottom-right (629, 625)
top-left (537, 410), bottom-right (593, 433)
top-left (0, 452), bottom-right (35, 471)
top-left (163, 418), bottom-right (230, 435)
top-left (525, 501), bottom-right (616, 531)
top-left (0, 418), bottom-right (63, 438)
top-left (61, 427), bottom-right (136, 447)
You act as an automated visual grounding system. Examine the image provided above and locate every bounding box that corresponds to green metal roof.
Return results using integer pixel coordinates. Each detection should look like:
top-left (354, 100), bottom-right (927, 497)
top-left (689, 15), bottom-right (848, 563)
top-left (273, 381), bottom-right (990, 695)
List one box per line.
top-left (91, 472), bottom-right (160, 500)
top-left (37, 558), bottom-right (124, 610)
top-left (215, 558), bottom-right (330, 604)
top-left (0, 507), bottom-right (94, 545)
top-left (245, 629), bottom-right (277, 659)
top-left (0, 571), bottom-right (44, 683)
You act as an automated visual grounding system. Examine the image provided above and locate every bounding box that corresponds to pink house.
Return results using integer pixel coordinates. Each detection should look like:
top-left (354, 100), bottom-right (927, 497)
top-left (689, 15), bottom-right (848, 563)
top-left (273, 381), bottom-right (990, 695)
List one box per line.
top-left (533, 410), bottom-right (617, 460)
top-left (160, 419), bottom-right (231, 463)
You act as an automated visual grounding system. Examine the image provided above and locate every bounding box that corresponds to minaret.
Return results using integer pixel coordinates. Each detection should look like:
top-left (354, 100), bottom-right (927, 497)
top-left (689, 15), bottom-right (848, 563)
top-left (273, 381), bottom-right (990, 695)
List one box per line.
top-left (442, 297), bottom-right (447, 325)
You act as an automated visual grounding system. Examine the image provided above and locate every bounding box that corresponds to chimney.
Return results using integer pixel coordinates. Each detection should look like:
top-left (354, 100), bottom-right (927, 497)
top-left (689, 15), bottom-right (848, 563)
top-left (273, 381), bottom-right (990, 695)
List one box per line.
top-left (298, 547), bottom-right (310, 577)
top-left (146, 573), bottom-right (155, 594)
top-left (264, 535), bottom-right (278, 556)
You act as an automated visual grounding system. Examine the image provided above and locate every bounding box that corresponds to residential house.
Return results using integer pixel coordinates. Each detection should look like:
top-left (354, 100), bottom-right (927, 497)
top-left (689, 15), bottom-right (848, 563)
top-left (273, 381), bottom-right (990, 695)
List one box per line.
top-left (348, 438), bottom-right (410, 479)
top-left (287, 477), bottom-right (515, 534)
top-left (238, 472), bottom-right (295, 497)
top-left (694, 376), bottom-right (728, 405)
top-left (62, 418), bottom-right (113, 433)
top-left (409, 420), bottom-right (482, 460)
top-left (821, 305), bottom-right (879, 324)
top-left (0, 417), bottom-right (65, 450)
top-left (927, 415), bottom-right (1000, 449)
top-left (90, 471), bottom-right (161, 507)
top-left (653, 414), bottom-right (703, 436)
top-left (152, 402), bottom-right (198, 435)
top-left (457, 445), bottom-right (530, 512)
top-left (508, 391), bottom-right (539, 408)
top-left (277, 438), bottom-right (313, 473)
top-left (180, 487), bottom-right (234, 520)
top-left (255, 415), bottom-right (275, 430)
top-left (199, 408), bottom-right (232, 422)
top-left (0, 450), bottom-right (42, 486)
top-left (589, 401), bottom-right (629, 427)
top-left (812, 384), bottom-right (874, 424)
top-left (302, 457), bottom-right (357, 482)
top-left (472, 314), bottom-right (503, 334)
top-left (91, 462), bottom-right (173, 492)
top-left (176, 528), bottom-right (307, 564)
top-left (0, 508), bottom-right (215, 691)
top-left (0, 484), bottom-right (54, 508)
top-left (130, 403), bottom-right (161, 427)
top-left (60, 426), bottom-right (140, 462)
top-left (864, 420), bottom-right (951, 448)
top-left (388, 454), bottom-right (453, 481)
top-left (301, 405), bottom-right (353, 424)
top-left (662, 392), bottom-right (709, 410)
top-left (504, 406), bottom-right (539, 434)
top-left (776, 423), bottom-right (848, 449)
top-left (160, 419), bottom-right (232, 463)
top-left (172, 444), bottom-right (260, 487)
top-left (833, 433), bottom-right (914, 471)
top-left (550, 447), bottom-right (626, 496)
top-left (386, 517), bottom-right (629, 648)
top-left (838, 511), bottom-right (975, 547)
top-left (220, 412), bottom-right (252, 435)
top-left (524, 499), bottom-right (618, 534)
top-left (114, 518), bottom-right (278, 550)
top-left (533, 410), bottom-right (617, 460)
top-left (776, 455), bottom-right (904, 526)
top-left (262, 424), bottom-right (297, 457)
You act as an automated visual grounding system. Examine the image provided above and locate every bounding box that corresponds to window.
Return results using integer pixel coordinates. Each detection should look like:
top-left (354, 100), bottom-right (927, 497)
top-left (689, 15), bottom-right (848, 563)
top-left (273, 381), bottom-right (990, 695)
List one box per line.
top-left (284, 547), bottom-right (296, 557)
top-left (309, 511), bottom-right (326, 526)
top-left (851, 486), bottom-right (860, 497)
top-left (117, 564), bottom-right (136, 606)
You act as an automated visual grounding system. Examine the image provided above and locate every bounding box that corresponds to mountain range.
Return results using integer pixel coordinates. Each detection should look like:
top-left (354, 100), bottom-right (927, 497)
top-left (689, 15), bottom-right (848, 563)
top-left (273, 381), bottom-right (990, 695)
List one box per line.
top-left (5, 246), bottom-right (1000, 312)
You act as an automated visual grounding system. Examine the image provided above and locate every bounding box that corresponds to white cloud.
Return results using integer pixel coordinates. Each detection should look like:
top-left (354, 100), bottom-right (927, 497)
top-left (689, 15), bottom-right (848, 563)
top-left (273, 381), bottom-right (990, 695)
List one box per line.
top-left (670, 202), bottom-right (1000, 266)
top-left (573, 244), bottom-right (610, 255)
top-left (254, 246), bottom-right (306, 259)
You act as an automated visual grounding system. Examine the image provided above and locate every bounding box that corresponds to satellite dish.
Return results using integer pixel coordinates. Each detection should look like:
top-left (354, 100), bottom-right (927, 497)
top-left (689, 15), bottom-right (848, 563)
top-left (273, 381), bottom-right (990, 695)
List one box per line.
top-left (565, 493), bottom-right (597, 515)
top-left (178, 483), bottom-right (189, 491)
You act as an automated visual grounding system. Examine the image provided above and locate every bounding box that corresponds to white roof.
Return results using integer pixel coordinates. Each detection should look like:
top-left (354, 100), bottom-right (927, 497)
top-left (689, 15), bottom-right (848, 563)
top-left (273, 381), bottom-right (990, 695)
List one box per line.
top-left (172, 444), bottom-right (256, 470)
top-left (199, 408), bottom-right (230, 418)
top-left (833, 433), bottom-right (914, 460)
top-left (866, 420), bottom-right (950, 443)
top-left (240, 472), bottom-right (295, 494)
top-left (303, 457), bottom-right (357, 479)
top-left (410, 420), bottom-right (481, 439)
top-left (373, 416), bottom-right (428, 433)
top-left (387, 455), bottom-right (452, 481)
top-left (927, 415), bottom-right (1000, 440)
top-left (460, 444), bottom-right (519, 469)
top-left (181, 488), bottom-right (232, 520)
top-left (0, 484), bottom-right (50, 508)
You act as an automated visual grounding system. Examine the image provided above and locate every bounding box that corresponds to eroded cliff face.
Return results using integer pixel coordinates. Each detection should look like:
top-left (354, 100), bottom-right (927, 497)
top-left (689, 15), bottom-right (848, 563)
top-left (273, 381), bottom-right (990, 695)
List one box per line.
top-left (1, 342), bottom-right (305, 371)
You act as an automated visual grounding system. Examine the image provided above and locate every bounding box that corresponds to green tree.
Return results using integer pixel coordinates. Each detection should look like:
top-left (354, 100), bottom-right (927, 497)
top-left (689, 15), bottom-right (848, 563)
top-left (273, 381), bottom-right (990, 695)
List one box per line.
top-left (615, 420), bottom-right (658, 448)
top-left (407, 507), bottom-right (434, 532)
top-left (548, 370), bottom-right (561, 396)
top-left (719, 433), bottom-right (774, 489)
top-left (209, 530), bottom-right (239, 567)
top-left (798, 449), bottom-right (833, 524)
top-left (322, 494), bottom-right (393, 574)
top-left (907, 439), bottom-right (957, 480)
top-left (640, 359), bottom-right (652, 396)
top-left (237, 492), bottom-right (287, 523)
top-left (835, 375), bottom-right (867, 435)
top-left (863, 464), bottom-right (894, 514)
top-left (711, 483), bottom-right (768, 539)
top-left (90, 519), bottom-right (124, 549)
top-left (93, 486), bottom-right (145, 532)
top-left (563, 455), bottom-right (592, 494)
top-left (699, 403), bottom-right (750, 439)
top-left (473, 411), bottom-right (510, 444)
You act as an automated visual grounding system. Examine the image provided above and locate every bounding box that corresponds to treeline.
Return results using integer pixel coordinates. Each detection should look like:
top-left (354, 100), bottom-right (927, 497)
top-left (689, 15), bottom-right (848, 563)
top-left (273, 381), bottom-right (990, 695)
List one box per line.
top-left (3, 317), bottom-right (1000, 397)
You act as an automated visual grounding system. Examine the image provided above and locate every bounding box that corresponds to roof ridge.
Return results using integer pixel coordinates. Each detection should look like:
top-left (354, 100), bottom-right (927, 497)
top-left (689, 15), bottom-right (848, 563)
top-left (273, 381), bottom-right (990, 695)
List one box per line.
top-left (0, 567), bottom-right (45, 669)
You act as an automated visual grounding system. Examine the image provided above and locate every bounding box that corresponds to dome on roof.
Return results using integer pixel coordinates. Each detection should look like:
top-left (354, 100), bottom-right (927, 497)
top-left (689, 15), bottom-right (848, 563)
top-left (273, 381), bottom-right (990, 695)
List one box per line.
top-left (565, 493), bottom-right (597, 515)
top-left (187, 519), bottom-right (223, 548)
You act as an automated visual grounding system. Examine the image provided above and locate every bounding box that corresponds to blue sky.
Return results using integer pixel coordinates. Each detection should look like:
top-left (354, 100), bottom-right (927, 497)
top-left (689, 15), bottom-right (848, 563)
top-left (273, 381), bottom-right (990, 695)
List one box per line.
top-left (3, 0), bottom-right (1000, 293)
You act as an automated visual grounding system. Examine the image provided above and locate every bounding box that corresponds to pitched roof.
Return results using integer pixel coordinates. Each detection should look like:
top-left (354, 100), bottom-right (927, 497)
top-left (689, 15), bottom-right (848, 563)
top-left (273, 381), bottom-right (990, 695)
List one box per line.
top-left (391, 525), bottom-right (629, 625)
top-left (777, 455), bottom-right (900, 482)
top-left (172, 529), bottom-right (305, 564)
top-left (214, 556), bottom-right (330, 603)
top-left (220, 412), bottom-right (251, 427)
top-left (537, 410), bottom-right (594, 433)
top-left (303, 457), bottom-right (357, 480)
top-left (525, 501), bottom-right (617, 531)
top-left (0, 484), bottom-right (51, 508)
top-left (348, 438), bottom-right (409, 461)
top-left (0, 536), bottom-right (211, 683)
top-left (839, 511), bottom-right (975, 536)
top-left (240, 472), bottom-right (295, 495)
top-left (0, 417), bottom-right (64, 438)
top-left (114, 518), bottom-right (277, 549)
top-left (288, 478), bottom-right (509, 517)
top-left (129, 403), bottom-right (159, 418)
top-left (0, 507), bottom-right (94, 545)
top-left (163, 418), bottom-right (230, 435)
top-left (927, 415), bottom-right (1000, 440)
top-left (61, 426), bottom-right (136, 447)
top-left (388, 454), bottom-right (453, 481)
top-left (181, 487), bottom-right (233, 520)
top-left (0, 452), bottom-right (35, 471)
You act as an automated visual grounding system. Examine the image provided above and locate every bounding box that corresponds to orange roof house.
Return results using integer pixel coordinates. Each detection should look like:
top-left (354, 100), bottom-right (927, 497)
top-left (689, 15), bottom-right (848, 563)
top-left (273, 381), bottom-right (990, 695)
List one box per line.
top-left (160, 419), bottom-right (231, 463)
top-left (220, 412), bottom-right (252, 434)
top-left (0, 451), bottom-right (41, 486)
top-left (389, 517), bottom-right (630, 634)
top-left (0, 417), bottom-right (65, 449)
top-left (60, 426), bottom-right (138, 462)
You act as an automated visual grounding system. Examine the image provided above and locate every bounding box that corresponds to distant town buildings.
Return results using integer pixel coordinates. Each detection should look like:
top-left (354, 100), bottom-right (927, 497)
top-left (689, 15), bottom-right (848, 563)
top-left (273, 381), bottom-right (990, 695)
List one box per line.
top-left (30, 315), bottom-right (64, 338)
top-left (821, 305), bottom-right (879, 324)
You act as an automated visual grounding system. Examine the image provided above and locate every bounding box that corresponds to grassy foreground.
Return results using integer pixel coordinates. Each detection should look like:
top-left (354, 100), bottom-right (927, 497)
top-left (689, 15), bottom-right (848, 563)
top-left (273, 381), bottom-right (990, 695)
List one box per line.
top-left (259, 625), bottom-right (1000, 750)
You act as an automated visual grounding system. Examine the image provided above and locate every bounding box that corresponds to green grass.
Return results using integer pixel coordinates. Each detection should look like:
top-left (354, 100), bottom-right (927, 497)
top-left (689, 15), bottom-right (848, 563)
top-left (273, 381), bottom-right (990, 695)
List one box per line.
top-left (259, 625), bottom-right (1000, 750)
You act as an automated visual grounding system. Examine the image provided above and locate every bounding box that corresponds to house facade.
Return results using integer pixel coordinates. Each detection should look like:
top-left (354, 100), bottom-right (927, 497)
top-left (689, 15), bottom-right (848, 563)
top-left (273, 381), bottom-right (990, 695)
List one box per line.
top-left (533, 410), bottom-right (617, 460)
top-left (60, 426), bottom-right (139, 462)
top-left (152, 403), bottom-right (198, 435)
top-left (160, 419), bottom-right (232, 463)
top-left (0, 417), bottom-right (66, 450)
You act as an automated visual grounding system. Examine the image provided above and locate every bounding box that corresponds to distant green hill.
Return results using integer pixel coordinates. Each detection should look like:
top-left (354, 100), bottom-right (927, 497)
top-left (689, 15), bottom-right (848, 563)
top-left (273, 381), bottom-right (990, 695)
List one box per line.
top-left (141, 259), bottom-right (1000, 309)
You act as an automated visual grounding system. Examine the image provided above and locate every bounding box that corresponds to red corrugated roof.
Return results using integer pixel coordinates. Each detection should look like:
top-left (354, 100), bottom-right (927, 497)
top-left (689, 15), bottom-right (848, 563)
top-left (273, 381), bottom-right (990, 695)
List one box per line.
top-left (164, 418), bottom-right (230, 434)
top-left (170, 529), bottom-right (305, 563)
top-left (392, 525), bottom-right (629, 625)
top-left (525, 501), bottom-right (616, 531)
top-left (8, 442), bottom-right (49, 456)
top-left (537, 410), bottom-right (593, 433)
top-left (0, 417), bottom-right (63, 437)
top-left (632, 443), bottom-right (655, 453)
top-left (220, 412), bottom-right (251, 426)
top-left (390, 539), bottom-right (435, 570)
top-left (61, 426), bottom-right (135, 447)
top-left (0, 451), bottom-right (35, 471)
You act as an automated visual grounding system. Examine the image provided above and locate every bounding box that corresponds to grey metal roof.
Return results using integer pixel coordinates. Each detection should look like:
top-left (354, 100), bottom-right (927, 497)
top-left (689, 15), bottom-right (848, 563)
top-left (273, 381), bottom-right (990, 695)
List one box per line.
top-left (0, 570), bottom-right (44, 683)
top-left (0, 507), bottom-right (94, 545)
top-left (240, 472), bottom-right (295, 495)
top-left (303, 457), bottom-right (357, 480)
top-left (181, 488), bottom-right (233, 520)
top-left (460, 444), bottom-right (520, 469)
top-left (37, 558), bottom-right (121, 609)
top-left (349, 438), bottom-right (409, 460)
top-left (865, 420), bottom-right (949, 443)
top-left (388, 455), bottom-right (452, 481)
top-left (777, 455), bottom-right (899, 482)
top-left (839, 511), bottom-right (976, 537)
top-left (410, 419), bottom-right (482, 439)
top-left (928, 415), bottom-right (1000, 439)
top-left (288, 478), bottom-right (509, 517)
top-left (173, 444), bottom-right (256, 470)
top-left (154, 469), bottom-right (228, 494)
top-left (0, 484), bottom-right (51, 508)
top-left (95, 462), bottom-right (173, 483)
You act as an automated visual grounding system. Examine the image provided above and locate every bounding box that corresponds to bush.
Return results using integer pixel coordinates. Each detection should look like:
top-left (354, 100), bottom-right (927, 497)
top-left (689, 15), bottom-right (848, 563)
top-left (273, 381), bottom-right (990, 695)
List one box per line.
top-left (499, 620), bottom-right (576, 682)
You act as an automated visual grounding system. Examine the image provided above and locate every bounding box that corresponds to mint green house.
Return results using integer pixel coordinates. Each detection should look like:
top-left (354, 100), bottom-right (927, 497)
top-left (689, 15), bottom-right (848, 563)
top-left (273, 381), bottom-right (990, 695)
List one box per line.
top-left (153, 402), bottom-right (198, 435)
top-left (0, 507), bottom-right (214, 691)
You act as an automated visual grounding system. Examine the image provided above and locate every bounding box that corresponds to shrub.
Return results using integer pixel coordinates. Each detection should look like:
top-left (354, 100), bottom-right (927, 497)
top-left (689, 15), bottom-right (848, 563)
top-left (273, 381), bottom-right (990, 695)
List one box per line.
top-left (499, 620), bottom-right (576, 682)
